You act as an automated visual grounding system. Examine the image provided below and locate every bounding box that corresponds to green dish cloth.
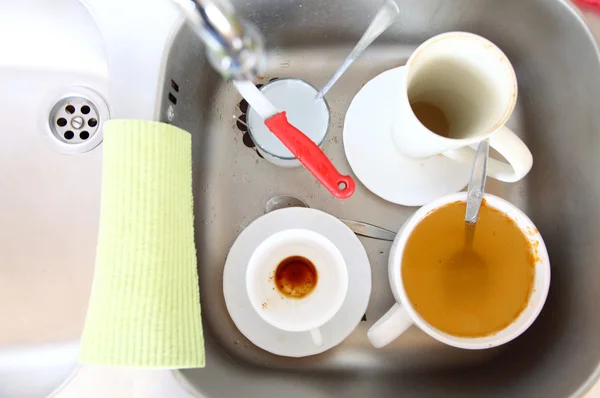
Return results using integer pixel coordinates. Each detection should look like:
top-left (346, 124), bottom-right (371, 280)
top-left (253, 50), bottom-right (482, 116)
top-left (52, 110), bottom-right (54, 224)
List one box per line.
top-left (79, 120), bottom-right (205, 368)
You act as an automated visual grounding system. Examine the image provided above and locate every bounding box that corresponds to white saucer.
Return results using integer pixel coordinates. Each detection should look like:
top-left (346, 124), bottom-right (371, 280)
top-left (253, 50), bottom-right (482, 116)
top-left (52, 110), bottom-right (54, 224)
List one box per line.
top-left (343, 66), bottom-right (471, 206)
top-left (223, 207), bottom-right (371, 358)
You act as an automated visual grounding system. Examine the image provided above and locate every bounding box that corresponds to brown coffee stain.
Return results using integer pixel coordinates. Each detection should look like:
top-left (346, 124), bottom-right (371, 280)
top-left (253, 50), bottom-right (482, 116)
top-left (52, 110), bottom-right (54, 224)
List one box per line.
top-left (410, 101), bottom-right (451, 137)
top-left (523, 226), bottom-right (539, 236)
top-left (402, 200), bottom-right (536, 337)
top-left (529, 240), bottom-right (541, 263)
top-left (275, 256), bottom-right (318, 299)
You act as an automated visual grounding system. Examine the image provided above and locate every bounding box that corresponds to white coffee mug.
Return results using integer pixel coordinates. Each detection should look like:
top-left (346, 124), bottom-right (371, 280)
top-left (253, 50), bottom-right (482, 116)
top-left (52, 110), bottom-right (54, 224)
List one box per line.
top-left (246, 229), bottom-right (348, 346)
top-left (367, 193), bottom-right (550, 349)
top-left (392, 32), bottom-right (533, 183)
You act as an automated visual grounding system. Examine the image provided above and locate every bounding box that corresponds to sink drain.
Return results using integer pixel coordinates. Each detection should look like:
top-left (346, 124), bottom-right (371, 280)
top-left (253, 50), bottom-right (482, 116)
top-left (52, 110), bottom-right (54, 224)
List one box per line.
top-left (42, 87), bottom-right (109, 155)
top-left (50, 97), bottom-right (100, 144)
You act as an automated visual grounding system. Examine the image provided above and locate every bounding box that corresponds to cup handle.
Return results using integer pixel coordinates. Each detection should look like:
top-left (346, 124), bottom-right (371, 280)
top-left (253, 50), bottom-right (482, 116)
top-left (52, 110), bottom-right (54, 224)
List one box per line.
top-left (310, 328), bottom-right (324, 347)
top-left (443, 125), bottom-right (533, 183)
top-left (367, 303), bottom-right (413, 348)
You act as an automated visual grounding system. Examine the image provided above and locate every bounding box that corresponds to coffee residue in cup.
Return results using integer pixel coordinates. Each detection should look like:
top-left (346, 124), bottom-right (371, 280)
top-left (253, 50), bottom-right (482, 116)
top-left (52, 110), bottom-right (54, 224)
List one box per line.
top-left (402, 200), bottom-right (536, 337)
top-left (275, 256), bottom-right (318, 299)
top-left (410, 101), bottom-right (451, 138)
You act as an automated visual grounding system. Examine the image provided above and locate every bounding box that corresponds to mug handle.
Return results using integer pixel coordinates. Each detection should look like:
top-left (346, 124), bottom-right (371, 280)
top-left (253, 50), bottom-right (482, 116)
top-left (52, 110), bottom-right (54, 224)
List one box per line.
top-left (310, 328), bottom-right (324, 347)
top-left (367, 303), bottom-right (413, 348)
top-left (443, 126), bottom-right (533, 183)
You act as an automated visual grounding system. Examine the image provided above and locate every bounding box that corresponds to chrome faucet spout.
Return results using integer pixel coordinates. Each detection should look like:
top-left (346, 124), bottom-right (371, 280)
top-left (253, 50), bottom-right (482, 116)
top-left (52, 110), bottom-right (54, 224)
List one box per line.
top-left (174, 0), bottom-right (266, 81)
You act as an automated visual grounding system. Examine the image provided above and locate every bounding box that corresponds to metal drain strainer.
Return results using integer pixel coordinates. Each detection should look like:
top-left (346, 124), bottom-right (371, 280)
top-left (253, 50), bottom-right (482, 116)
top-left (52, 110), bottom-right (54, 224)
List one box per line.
top-left (49, 96), bottom-right (100, 144)
top-left (42, 87), bottom-right (109, 155)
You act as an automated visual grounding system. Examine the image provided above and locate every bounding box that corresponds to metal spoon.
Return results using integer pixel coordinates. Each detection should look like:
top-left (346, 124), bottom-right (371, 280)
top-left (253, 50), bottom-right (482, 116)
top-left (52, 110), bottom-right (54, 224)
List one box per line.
top-left (265, 195), bottom-right (396, 241)
top-left (464, 138), bottom-right (490, 248)
top-left (465, 139), bottom-right (490, 224)
top-left (448, 139), bottom-right (490, 268)
top-left (315, 0), bottom-right (400, 100)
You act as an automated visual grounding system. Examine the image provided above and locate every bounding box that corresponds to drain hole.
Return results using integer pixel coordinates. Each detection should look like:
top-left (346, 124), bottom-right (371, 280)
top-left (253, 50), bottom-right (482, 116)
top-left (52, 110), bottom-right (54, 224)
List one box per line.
top-left (65, 105), bottom-right (75, 114)
top-left (170, 79), bottom-right (180, 92)
top-left (80, 131), bottom-right (90, 140)
top-left (168, 93), bottom-right (177, 105)
top-left (88, 118), bottom-right (98, 127)
top-left (242, 132), bottom-right (255, 148)
top-left (64, 131), bottom-right (74, 140)
top-left (238, 99), bottom-right (248, 113)
top-left (236, 114), bottom-right (248, 132)
top-left (81, 105), bottom-right (90, 115)
top-left (57, 118), bottom-right (67, 127)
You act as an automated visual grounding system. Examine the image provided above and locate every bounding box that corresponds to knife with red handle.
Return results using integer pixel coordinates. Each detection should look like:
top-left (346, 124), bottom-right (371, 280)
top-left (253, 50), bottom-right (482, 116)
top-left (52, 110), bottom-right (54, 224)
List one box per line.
top-left (265, 112), bottom-right (355, 199)
top-left (234, 80), bottom-right (355, 199)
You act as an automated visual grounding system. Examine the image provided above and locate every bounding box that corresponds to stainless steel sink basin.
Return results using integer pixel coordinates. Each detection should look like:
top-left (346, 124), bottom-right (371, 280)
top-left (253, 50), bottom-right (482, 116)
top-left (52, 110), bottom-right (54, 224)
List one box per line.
top-left (165, 0), bottom-right (600, 396)
top-left (2, 0), bottom-right (599, 396)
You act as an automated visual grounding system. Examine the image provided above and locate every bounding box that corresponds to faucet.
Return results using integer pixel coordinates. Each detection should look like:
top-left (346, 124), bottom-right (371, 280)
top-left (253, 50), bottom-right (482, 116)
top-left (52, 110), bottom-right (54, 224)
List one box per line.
top-left (174, 0), bottom-right (266, 81)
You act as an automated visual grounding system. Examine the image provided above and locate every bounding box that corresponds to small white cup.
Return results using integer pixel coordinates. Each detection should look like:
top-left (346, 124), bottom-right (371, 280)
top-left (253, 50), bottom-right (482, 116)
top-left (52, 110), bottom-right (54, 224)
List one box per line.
top-left (392, 32), bottom-right (533, 183)
top-left (367, 193), bottom-right (551, 349)
top-left (246, 229), bottom-right (348, 346)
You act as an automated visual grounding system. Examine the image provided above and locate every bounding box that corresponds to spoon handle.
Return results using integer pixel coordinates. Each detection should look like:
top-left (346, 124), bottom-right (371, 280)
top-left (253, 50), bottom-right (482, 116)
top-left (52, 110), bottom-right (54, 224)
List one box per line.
top-left (465, 139), bottom-right (490, 224)
top-left (315, 0), bottom-right (399, 100)
top-left (340, 219), bottom-right (396, 241)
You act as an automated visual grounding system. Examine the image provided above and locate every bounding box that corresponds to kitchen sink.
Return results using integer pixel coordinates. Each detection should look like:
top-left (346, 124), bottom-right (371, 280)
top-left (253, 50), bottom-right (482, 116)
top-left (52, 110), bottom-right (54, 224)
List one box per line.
top-left (167, 0), bottom-right (600, 396)
top-left (2, 0), bottom-right (600, 397)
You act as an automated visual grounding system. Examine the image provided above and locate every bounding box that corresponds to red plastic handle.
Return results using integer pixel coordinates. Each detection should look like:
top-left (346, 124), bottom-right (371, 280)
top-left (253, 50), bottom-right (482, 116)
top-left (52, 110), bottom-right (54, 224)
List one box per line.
top-left (574, 0), bottom-right (600, 10)
top-left (264, 112), bottom-right (356, 199)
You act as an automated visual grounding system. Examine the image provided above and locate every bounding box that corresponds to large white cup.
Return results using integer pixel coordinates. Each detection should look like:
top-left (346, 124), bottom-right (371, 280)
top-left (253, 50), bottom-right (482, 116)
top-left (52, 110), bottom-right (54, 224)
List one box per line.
top-left (246, 229), bottom-right (348, 346)
top-left (392, 32), bottom-right (533, 183)
top-left (367, 193), bottom-right (550, 349)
